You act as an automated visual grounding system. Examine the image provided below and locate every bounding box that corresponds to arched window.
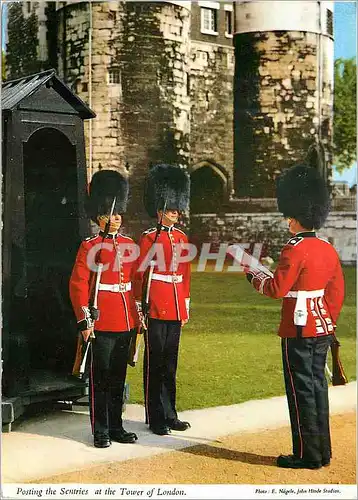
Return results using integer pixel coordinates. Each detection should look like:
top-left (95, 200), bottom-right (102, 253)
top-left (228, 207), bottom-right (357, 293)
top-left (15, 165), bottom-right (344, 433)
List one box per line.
top-left (190, 161), bottom-right (228, 214)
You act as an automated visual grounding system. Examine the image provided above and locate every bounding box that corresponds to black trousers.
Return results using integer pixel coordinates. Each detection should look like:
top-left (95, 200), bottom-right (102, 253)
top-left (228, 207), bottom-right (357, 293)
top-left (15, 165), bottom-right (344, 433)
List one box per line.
top-left (281, 334), bottom-right (333, 463)
top-left (89, 330), bottom-right (132, 435)
top-left (143, 319), bottom-right (181, 428)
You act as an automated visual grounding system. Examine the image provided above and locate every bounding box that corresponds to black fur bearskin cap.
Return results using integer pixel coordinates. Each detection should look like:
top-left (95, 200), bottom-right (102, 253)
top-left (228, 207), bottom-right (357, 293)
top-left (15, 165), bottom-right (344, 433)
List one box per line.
top-left (144, 164), bottom-right (190, 218)
top-left (276, 164), bottom-right (330, 230)
top-left (86, 169), bottom-right (129, 222)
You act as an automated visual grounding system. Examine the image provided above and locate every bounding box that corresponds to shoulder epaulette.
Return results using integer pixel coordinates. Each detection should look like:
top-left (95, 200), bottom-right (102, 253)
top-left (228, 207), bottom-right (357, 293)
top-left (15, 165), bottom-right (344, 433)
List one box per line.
top-left (287, 236), bottom-right (303, 246)
top-left (317, 236), bottom-right (331, 245)
top-left (120, 234), bottom-right (134, 241)
top-left (84, 234), bottom-right (98, 242)
top-left (142, 228), bottom-right (157, 236)
top-left (174, 227), bottom-right (187, 236)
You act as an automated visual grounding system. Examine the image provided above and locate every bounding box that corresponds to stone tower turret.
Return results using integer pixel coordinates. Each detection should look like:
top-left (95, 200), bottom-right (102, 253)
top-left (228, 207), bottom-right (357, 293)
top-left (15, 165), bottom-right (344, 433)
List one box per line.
top-left (55, 1), bottom-right (191, 233)
top-left (233, 0), bottom-right (334, 197)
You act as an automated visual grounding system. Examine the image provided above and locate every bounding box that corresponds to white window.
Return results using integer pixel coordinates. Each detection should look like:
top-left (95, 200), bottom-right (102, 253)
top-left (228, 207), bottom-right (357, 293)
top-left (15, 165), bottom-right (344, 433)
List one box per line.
top-left (108, 68), bottom-right (121, 85)
top-left (225, 10), bottom-right (233, 37)
top-left (108, 68), bottom-right (122, 99)
top-left (201, 7), bottom-right (218, 35)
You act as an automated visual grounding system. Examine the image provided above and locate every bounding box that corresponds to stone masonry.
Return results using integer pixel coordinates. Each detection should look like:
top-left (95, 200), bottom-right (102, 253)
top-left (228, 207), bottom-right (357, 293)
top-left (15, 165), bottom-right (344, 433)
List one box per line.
top-left (190, 3), bottom-right (234, 191)
top-left (6, 1), bottom-right (355, 259)
top-left (190, 212), bottom-right (356, 265)
top-left (234, 31), bottom-right (333, 197)
top-left (55, 1), bottom-right (191, 236)
top-left (14, 1), bottom-right (334, 206)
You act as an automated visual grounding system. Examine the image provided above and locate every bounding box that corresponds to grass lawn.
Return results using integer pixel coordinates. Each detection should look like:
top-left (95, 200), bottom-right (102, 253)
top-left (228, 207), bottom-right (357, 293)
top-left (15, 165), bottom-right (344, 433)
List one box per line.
top-left (126, 267), bottom-right (356, 411)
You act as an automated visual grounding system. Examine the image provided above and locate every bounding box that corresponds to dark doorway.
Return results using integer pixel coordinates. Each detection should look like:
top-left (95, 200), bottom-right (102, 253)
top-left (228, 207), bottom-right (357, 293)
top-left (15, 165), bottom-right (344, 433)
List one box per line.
top-left (190, 166), bottom-right (225, 214)
top-left (23, 128), bottom-right (80, 373)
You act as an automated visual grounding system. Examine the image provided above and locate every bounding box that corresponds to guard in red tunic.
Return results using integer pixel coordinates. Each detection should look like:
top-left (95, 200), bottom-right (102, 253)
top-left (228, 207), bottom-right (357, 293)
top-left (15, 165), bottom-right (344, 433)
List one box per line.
top-left (134, 164), bottom-right (191, 435)
top-left (70, 170), bottom-right (139, 448)
top-left (245, 162), bottom-right (345, 469)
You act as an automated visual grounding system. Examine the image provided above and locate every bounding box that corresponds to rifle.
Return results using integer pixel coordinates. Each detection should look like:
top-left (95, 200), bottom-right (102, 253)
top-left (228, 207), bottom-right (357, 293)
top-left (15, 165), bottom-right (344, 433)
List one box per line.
top-left (72, 197), bottom-right (116, 378)
top-left (326, 335), bottom-right (348, 386)
top-left (128, 200), bottom-right (167, 366)
top-left (321, 296), bottom-right (348, 387)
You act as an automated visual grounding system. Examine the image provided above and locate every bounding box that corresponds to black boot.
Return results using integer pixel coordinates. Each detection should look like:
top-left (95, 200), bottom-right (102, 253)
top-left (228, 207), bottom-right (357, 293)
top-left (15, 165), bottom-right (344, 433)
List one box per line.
top-left (168, 419), bottom-right (191, 431)
top-left (94, 432), bottom-right (111, 448)
top-left (150, 425), bottom-right (171, 435)
top-left (109, 428), bottom-right (138, 443)
top-left (277, 454), bottom-right (322, 469)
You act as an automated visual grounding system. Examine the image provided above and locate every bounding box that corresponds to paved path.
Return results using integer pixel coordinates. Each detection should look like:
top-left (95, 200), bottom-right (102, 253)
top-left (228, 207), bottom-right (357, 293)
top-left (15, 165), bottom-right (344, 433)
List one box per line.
top-left (2, 382), bottom-right (356, 483)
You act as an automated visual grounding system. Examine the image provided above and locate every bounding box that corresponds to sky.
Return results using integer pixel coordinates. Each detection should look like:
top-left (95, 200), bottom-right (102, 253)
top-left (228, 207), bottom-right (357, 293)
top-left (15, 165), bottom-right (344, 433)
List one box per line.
top-left (334, 1), bottom-right (357, 60)
top-left (1, 1), bottom-right (356, 184)
top-left (332, 1), bottom-right (357, 186)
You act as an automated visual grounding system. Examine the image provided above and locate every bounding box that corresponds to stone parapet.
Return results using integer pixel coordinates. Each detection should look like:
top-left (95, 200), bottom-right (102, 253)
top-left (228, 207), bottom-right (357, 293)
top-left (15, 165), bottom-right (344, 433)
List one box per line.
top-left (190, 212), bottom-right (356, 264)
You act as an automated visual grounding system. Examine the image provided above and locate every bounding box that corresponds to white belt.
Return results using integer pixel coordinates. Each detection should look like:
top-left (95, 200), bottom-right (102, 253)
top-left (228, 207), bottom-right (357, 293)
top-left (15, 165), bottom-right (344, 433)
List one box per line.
top-left (152, 273), bottom-right (183, 284)
top-left (98, 282), bottom-right (132, 293)
top-left (285, 289), bottom-right (325, 326)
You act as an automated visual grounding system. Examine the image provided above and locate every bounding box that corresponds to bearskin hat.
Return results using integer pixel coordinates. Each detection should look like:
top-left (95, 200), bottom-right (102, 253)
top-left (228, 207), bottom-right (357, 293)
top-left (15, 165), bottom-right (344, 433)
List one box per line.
top-left (276, 162), bottom-right (330, 230)
top-left (86, 169), bottom-right (129, 222)
top-left (306, 142), bottom-right (326, 175)
top-left (144, 164), bottom-right (190, 218)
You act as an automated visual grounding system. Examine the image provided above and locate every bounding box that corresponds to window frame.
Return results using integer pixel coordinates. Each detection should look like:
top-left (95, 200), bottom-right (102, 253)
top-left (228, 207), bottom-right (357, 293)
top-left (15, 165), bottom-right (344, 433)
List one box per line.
top-left (108, 67), bottom-right (121, 85)
top-left (225, 10), bottom-right (233, 38)
top-left (326, 9), bottom-right (333, 37)
top-left (200, 7), bottom-right (219, 36)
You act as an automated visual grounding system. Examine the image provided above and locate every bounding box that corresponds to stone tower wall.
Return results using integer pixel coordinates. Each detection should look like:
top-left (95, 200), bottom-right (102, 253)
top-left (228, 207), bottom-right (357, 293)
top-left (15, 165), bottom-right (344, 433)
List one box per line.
top-left (189, 40), bottom-right (235, 188)
top-left (233, 1), bottom-right (334, 197)
top-left (55, 1), bottom-right (191, 236)
top-left (7, 1), bottom-right (341, 235)
top-left (189, 3), bottom-right (235, 192)
top-left (114, 0), bottom-right (191, 227)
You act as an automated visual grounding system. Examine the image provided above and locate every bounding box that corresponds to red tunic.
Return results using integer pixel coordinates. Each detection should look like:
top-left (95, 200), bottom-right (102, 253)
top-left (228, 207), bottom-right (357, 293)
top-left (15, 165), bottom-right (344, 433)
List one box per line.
top-left (251, 233), bottom-right (345, 338)
top-left (134, 225), bottom-right (191, 321)
top-left (69, 232), bottom-right (139, 332)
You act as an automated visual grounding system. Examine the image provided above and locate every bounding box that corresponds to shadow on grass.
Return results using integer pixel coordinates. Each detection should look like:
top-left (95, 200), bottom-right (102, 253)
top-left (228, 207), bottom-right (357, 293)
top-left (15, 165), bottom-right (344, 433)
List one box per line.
top-left (181, 443), bottom-right (277, 466)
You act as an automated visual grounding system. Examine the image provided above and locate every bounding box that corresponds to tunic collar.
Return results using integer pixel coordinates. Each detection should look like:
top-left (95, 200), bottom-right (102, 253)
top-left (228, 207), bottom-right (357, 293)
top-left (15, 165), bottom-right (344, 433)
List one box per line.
top-left (295, 231), bottom-right (316, 238)
top-left (99, 231), bottom-right (119, 239)
top-left (159, 224), bottom-right (173, 232)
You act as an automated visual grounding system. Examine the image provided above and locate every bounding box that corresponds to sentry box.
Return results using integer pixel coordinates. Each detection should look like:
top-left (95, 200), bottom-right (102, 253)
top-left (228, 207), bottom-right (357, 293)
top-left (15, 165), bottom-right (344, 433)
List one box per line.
top-left (2, 69), bottom-right (95, 430)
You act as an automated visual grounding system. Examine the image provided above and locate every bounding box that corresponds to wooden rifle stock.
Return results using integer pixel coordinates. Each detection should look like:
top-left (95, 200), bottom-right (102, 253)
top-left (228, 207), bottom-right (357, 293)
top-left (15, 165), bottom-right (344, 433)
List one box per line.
top-left (330, 335), bottom-right (348, 386)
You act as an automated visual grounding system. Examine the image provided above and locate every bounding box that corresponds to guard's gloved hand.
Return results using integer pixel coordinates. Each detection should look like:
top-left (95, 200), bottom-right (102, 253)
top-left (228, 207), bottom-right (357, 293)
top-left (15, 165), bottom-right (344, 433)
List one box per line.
top-left (245, 269), bottom-right (271, 294)
top-left (77, 306), bottom-right (95, 332)
top-left (89, 305), bottom-right (99, 321)
top-left (243, 265), bottom-right (253, 283)
top-left (246, 273), bottom-right (254, 283)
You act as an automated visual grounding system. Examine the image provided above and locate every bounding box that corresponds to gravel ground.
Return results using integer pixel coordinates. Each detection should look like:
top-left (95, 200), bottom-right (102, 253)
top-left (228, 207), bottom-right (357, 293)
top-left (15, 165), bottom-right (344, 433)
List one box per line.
top-left (34, 412), bottom-right (356, 485)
